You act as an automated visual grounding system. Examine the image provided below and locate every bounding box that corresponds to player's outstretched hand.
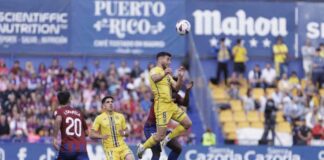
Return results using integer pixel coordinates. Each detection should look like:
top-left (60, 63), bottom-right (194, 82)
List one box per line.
top-left (53, 139), bottom-right (60, 150)
top-left (165, 67), bottom-right (172, 75)
top-left (186, 81), bottom-right (194, 90)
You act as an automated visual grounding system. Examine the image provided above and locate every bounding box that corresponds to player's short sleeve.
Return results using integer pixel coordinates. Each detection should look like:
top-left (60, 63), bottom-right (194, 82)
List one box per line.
top-left (149, 67), bottom-right (163, 76)
top-left (283, 44), bottom-right (288, 52)
top-left (92, 116), bottom-right (101, 131)
top-left (120, 114), bottom-right (127, 130)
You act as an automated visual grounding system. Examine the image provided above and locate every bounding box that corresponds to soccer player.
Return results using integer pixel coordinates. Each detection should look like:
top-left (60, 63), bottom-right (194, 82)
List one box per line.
top-left (90, 96), bottom-right (134, 160)
top-left (53, 91), bottom-right (89, 160)
top-left (144, 81), bottom-right (193, 160)
top-left (137, 52), bottom-right (192, 158)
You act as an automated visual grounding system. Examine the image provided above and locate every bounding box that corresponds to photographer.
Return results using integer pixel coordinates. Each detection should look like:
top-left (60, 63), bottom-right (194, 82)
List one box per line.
top-left (260, 97), bottom-right (278, 144)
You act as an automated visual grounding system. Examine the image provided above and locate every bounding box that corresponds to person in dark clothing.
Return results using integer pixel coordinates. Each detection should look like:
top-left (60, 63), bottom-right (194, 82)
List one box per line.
top-left (260, 98), bottom-right (277, 144)
top-left (312, 48), bottom-right (324, 89)
top-left (0, 115), bottom-right (10, 137)
top-left (131, 60), bottom-right (143, 78)
top-left (294, 119), bottom-right (312, 145)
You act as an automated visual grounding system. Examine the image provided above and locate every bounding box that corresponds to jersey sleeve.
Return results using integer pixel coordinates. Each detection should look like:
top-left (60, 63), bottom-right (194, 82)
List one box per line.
top-left (121, 115), bottom-right (127, 130)
top-left (149, 67), bottom-right (163, 76)
top-left (92, 116), bottom-right (100, 131)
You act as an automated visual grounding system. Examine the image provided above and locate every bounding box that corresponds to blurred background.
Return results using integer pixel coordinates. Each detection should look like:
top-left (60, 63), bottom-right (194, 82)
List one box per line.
top-left (0, 0), bottom-right (323, 159)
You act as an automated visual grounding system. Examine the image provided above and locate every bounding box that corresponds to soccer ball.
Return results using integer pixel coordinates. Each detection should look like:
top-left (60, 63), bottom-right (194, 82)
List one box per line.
top-left (176, 19), bottom-right (191, 35)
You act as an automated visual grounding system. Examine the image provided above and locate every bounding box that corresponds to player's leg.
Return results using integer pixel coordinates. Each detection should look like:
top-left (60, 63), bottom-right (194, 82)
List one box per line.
top-left (120, 145), bottom-right (135, 160)
top-left (166, 138), bottom-right (182, 160)
top-left (138, 102), bottom-right (172, 158)
top-left (165, 105), bottom-right (192, 142)
top-left (143, 125), bottom-right (162, 160)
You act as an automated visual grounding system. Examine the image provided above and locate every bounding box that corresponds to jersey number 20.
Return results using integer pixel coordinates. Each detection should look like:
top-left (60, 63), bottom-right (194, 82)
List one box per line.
top-left (66, 117), bottom-right (82, 137)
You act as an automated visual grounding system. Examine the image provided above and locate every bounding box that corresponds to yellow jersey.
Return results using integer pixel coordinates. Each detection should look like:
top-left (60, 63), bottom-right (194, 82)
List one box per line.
top-left (288, 76), bottom-right (299, 85)
top-left (273, 44), bottom-right (288, 63)
top-left (232, 45), bottom-right (247, 62)
top-left (92, 112), bottom-right (127, 149)
top-left (149, 66), bottom-right (175, 103)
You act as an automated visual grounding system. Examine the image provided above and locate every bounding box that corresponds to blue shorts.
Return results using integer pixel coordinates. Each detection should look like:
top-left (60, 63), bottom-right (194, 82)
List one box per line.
top-left (144, 124), bottom-right (161, 152)
top-left (56, 151), bottom-right (89, 160)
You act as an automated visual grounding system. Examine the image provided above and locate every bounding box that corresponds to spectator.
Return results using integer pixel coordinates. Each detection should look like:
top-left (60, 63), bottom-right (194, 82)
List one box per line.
top-left (215, 38), bottom-right (230, 85)
top-left (0, 59), bottom-right (8, 75)
top-left (271, 88), bottom-right (283, 107)
top-left (261, 64), bottom-right (276, 88)
top-left (0, 115), bottom-right (10, 138)
top-left (273, 36), bottom-right (288, 77)
top-left (93, 72), bottom-right (107, 90)
top-left (202, 128), bottom-right (216, 146)
top-left (311, 119), bottom-right (323, 139)
top-left (312, 48), bottom-right (324, 89)
top-left (93, 60), bottom-right (102, 77)
top-left (288, 71), bottom-right (300, 89)
top-left (320, 43), bottom-right (324, 57)
top-left (139, 92), bottom-right (151, 112)
top-left (301, 39), bottom-right (315, 77)
top-left (248, 65), bottom-right (263, 88)
top-left (10, 60), bottom-right (22, 75)
top-left (242, 88), bottom-right (255, 112)
top-left (106, 62), bottom-right (118, 77)
top-left (130, 60), bottom-right (143, 78)
top-left (305, 108), bottom-right (321, 129)
top-left (48, 59), bottom-right (60, 76)
top-left (232, 39), bottom-right (248, 77)
top-left (294, 119), bottom-right (312, 145)
top-left (228, 73), bottom-right (240, 99)
top-left (25, 61), bottom-right (35, 76)
top-left (118, 61), bottom-right (131, 77)
top-left (66, 61), bottom-right (77, 74)
top-left (278, 73), bottom-right (291, 93)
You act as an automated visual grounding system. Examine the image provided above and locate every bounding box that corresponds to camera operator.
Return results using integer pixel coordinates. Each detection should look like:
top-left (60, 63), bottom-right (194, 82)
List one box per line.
top-left (260, 97), bottom-right (278, 144)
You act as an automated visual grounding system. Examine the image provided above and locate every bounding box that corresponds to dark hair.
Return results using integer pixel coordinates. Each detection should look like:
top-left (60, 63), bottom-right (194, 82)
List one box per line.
top-left (57, 91), bottom-right (70, 105)
top-left (220, 38), bottom-right (225, 42)
top-left (320, 43), bottom-right (324, 46)
top-left (101, 96), bottom-right (114, 104)
top-left (156, 52), bottom-right (172, 60)
top-left (316, 48), bottom-right (321, 52)
top-left (14, 60), bottom-right (20, 64)
top-left (236, 39), bottom-right (241, 44)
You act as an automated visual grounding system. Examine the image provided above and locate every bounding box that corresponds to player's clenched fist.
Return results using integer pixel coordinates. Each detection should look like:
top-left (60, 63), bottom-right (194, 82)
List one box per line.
top-left (165, 67), bottom-right (172, 75)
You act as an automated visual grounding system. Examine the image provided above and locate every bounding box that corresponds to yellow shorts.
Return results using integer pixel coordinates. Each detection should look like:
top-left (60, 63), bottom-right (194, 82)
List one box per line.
top-left (104, 145), bottom-right (133, 160)
top-left (154, 101), bottom-right (187, 127)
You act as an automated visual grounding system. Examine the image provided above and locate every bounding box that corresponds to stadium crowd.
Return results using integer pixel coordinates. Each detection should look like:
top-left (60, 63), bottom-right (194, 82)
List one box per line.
top-left (212, 36), bottom-right (324, 145)
top-left (0, 59), bottom-right (195, 145)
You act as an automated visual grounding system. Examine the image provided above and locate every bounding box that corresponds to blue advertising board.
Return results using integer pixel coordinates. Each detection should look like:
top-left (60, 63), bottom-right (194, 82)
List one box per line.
top-left (186, 1), bottom-right (296, 57)
top-left (297, 2), bottom-right (324, 51)
top-left (0, 0), bottom-right (71, 53)
top-left (0, 143), bottom-right (323, 160)
top-left (0, 0), bottom-right (185, 55)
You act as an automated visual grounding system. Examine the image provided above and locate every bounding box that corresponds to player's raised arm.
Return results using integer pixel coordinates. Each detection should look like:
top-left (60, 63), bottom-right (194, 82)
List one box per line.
top-left (52, 111), bottom-right (62, 151)
top-left (151, 67), bottom-right (171, 83)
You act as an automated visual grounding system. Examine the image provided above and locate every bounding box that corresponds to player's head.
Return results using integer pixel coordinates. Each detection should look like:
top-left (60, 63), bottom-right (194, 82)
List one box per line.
top-left (102, 96), bottom-right (114, 112)
top-left (156, 52), bottom-right (172, 69)
top-left (57, 91), bottom-right (70, 105)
